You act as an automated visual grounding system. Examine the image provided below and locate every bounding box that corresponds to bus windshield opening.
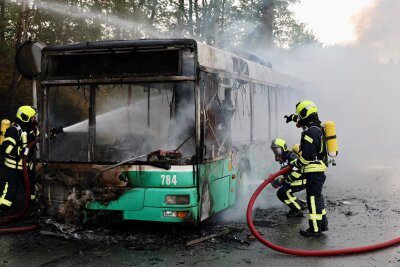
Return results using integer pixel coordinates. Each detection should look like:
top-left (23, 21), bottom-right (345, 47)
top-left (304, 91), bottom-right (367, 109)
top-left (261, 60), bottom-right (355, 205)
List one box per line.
top-left (45, 82), bottom-right (196, 165)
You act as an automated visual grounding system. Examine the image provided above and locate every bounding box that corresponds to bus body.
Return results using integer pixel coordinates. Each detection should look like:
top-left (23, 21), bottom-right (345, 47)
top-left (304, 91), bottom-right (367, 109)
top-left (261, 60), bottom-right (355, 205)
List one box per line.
top-left (37, 39), bottom-right (302, 223)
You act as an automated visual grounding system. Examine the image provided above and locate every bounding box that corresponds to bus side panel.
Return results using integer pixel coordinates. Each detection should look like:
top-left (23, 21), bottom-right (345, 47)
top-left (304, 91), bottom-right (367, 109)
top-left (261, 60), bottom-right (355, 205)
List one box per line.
top-left (229, 174), bottom-right (237, 206)
top-left (198, 158), bottom-right (236, 221)
top-left (211, 176), bottom-right (230, 213)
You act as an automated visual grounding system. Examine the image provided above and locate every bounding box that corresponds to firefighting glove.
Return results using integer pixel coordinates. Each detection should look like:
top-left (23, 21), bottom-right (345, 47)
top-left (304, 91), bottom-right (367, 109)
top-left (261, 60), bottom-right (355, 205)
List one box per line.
top-left (19, 147), bottom-right (30, 157)
top-left (271, 177), bottom-right (284, 189)
top-left (284, 114), bottom-right (298, 123)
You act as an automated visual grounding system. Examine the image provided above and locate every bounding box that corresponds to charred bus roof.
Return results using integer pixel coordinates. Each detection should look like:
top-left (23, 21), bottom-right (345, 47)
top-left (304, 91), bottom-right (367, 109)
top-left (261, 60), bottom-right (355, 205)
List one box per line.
top-left (41, 38), bottom-right (303, 89)
top-left (41, 39), bottom-right (197, 52)
top-left (41, 39), bottom-right (196, 85)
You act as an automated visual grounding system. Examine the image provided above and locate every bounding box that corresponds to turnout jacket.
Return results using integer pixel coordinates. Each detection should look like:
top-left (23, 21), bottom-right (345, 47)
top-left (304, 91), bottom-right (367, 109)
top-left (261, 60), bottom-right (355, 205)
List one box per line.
top-left (281, 151), bottom-right (306, 186)
top-left (294, 124), bottom-right (327, 173)
top-left (2, 122), bottom-right (38, 170)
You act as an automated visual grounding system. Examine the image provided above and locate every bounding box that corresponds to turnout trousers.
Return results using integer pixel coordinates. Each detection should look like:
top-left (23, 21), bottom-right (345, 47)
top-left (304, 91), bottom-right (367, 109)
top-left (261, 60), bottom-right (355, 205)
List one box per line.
top-left (0, 166), bottom-right (25, 213)
top-left (277, 183), bottom-right (306, 211)
top-left (305, 172), bottom-right (328, 232)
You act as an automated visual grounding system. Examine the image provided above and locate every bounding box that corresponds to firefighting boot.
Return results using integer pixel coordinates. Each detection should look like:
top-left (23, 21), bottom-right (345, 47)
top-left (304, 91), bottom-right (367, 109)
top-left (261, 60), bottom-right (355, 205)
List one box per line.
top-left (321, 220), bottom-right (329, 232)
top-left (299, 228), bottom-right (322, 237)
top-left (286, 197), bottom-right (307, 218)
top-left (286, 209), bottom-right (304, 218)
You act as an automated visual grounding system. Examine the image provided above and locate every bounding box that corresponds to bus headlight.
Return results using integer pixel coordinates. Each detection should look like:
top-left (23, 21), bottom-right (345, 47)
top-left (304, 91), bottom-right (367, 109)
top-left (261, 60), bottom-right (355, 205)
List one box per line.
top-left (163, 210), bottom-right (189, 218)
top-left (165, 195), bottom-right (190, 205)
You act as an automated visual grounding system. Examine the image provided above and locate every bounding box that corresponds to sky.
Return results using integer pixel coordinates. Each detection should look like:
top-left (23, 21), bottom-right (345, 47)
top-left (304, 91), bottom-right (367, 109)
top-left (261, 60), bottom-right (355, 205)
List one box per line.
top-left (290, 0), bottom-right (376, 46)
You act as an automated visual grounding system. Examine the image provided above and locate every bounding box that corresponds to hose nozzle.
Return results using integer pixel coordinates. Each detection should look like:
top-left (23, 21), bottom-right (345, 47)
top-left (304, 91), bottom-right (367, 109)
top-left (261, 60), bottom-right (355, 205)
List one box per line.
top-left (50, 126), bottom-right (64, 140)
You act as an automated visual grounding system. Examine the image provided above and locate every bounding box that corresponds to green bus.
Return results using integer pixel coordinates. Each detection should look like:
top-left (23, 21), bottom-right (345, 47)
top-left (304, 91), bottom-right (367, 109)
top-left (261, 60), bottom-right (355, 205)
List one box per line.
top-left (36, 39), bottom-right (302, 223)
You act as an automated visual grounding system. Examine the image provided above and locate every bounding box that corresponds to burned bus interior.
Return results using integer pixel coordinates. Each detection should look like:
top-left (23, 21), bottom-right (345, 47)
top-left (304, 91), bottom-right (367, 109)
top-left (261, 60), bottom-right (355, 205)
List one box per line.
top-left (44, 82), bottom-right (196, 166)
top-left (41, 40), bottom-right (197, 166)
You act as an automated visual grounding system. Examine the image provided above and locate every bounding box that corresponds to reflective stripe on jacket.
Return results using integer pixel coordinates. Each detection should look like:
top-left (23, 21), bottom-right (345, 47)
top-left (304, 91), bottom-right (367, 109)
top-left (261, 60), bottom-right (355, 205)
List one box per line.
top-left (2, 123), bottom-right (36, 170)
top-left (295, 124), bottom-right (327, 173)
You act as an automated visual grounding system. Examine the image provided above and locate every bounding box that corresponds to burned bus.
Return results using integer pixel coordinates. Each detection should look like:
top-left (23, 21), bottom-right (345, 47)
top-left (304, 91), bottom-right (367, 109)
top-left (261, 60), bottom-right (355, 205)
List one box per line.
top-left (35, 39), bottom-right (302, 223)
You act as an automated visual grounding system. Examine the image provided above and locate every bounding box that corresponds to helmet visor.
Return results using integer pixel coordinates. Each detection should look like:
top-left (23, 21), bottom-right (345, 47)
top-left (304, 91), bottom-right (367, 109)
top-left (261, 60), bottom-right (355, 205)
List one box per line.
top-left (30, 115), bottom-right (38, 126)
top-left (272, 147), bottom-right (283, 157)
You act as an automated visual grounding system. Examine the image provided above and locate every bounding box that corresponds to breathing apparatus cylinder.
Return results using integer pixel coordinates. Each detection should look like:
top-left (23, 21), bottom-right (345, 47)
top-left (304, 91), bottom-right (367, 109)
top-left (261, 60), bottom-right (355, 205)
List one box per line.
top-left (0, 119), bottom-right (11, 145)
top-left (323, 121), bottom-right (338, 158)
top-left (291, 144), bottom-right (300, 155)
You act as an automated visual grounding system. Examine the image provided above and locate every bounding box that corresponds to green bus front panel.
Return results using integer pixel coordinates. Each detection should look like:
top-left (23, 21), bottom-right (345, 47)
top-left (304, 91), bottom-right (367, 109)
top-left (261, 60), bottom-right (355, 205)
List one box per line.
top-left (120, 166), bottom-right (196, 187)
top-left (123, 206), bottom-right (199, 222)
top-left (87, 189), bottom-right (145, 211)
top-left (143, 188), bottom-right (197, 207)
top-left (87, 187), bottom-right (199, 222)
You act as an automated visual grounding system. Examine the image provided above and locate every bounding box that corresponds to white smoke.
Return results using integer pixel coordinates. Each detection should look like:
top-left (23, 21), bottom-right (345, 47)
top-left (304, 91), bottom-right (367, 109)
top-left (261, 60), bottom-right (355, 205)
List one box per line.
top-left (354, 0), bottom-right (400, 64)
top-left (264, 0), bottom-right (400, 171)
top-left (218, 0), bottom-right (400, 222)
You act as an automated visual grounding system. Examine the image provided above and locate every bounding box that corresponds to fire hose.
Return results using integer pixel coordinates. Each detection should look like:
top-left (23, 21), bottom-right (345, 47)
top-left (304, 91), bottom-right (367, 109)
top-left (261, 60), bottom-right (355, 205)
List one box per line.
top-left (0, 138), bottom-right (41, 233)
top-left (246, 165), bottom-right (400, 256)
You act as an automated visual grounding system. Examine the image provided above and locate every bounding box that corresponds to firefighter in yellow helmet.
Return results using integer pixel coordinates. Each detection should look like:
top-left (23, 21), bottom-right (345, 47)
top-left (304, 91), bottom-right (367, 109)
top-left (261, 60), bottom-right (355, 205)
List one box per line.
top-left (0, 105), bottom-right (39, 215)
top-left (270, 138), bottom-right (307, 218)
top-left (285, 100), bottom-right (328, 237)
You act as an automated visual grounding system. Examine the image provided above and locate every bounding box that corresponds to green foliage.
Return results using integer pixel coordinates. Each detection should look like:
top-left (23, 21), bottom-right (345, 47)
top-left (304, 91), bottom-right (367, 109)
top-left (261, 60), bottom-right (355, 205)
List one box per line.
top-left (273, 0), bottom-right (317, 48)
top-left (0, 0), bottom-right (317, 115)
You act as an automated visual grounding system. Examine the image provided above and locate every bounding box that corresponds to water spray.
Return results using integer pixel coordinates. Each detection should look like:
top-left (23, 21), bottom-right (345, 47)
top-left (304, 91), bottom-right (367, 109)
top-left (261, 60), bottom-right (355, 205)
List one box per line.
top-left (7, 0), bottom-right (165, 38)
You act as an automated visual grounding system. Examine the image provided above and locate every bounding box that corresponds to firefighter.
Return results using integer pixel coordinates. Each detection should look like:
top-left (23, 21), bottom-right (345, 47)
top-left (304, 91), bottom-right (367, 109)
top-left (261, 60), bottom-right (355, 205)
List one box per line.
top-left (270, 138), bottom-right (307, 217)
top-left (285, 100), bottom-right (328, 237)
top-left (0, 105), bottom-right (39, 215)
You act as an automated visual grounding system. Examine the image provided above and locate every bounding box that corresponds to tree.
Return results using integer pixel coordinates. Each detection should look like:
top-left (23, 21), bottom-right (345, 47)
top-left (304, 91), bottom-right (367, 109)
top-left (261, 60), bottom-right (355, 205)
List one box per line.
top-left (0, 0), bottom-right (317, 117)
top-left (258, 0), bottom-right (275, 48)
top-left (8, 0), bottom-right (28, 116)
top-left (0, 0), bottom-right (5, 47)
top-left (273, 0), bottom-right (317, 48)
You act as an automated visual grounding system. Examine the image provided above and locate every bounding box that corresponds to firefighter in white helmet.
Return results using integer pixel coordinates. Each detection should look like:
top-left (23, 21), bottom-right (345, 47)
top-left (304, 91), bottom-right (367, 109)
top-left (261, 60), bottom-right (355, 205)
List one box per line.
top-left (270, 138), bottom-right (307, 218)
top-left (285, 100), bottom-right (328, 237)
top-left (0, 106), bottom-right (39, 215)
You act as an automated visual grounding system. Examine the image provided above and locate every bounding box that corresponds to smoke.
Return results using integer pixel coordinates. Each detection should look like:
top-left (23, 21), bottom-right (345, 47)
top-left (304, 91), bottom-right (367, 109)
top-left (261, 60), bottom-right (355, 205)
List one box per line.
top-left (49, 85), bottom-right (196, 162)
top-left (7, 0), bottom-right (164, 38)
top-left (217, 0), bottom-right (400, 222)
top-left (262, 0), bottom-right (400, 172)
top-left (353, 0), bottom-right (400, 64)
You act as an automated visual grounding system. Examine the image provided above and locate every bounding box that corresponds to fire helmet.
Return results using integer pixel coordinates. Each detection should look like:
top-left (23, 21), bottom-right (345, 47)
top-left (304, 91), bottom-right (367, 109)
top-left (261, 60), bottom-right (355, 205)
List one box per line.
top-left (16, 105), bottom-right (37, 123)
top-left (295, 100), bottom-right (318, 119)
top-left (270, 138), bottom-right (288, 160)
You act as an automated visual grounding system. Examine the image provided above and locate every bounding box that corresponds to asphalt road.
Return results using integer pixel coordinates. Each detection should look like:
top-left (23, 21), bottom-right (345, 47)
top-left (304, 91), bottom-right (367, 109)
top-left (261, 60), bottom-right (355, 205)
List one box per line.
top-left (1, 162), bottom-right (400, 267)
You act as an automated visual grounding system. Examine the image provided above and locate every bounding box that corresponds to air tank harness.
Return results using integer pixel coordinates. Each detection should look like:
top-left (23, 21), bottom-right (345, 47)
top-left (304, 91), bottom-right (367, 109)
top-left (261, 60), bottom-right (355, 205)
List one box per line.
top-left (0, 138), bottom-right (41, 234)
top-left (246, 166), bottom-right (400, 256)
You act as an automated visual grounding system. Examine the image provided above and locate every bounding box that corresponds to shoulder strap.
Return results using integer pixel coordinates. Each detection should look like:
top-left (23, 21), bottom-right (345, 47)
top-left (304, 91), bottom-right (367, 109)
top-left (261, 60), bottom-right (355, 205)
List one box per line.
top-left (309, 125), bottom-right (328, 164)
top-left (12, 122), bottom-right (22, 133)
top-left (10, 123), bottom-right (24, 143)
top-left (308, 125), bottom-right (323, 135)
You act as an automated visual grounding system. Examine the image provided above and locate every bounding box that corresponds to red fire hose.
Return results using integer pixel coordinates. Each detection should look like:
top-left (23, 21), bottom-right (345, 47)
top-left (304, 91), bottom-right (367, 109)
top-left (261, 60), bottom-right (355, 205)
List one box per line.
top-left (0, 138), bottom-right (41, 233)
top-left (246, 166), bottom-right (400, 256)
